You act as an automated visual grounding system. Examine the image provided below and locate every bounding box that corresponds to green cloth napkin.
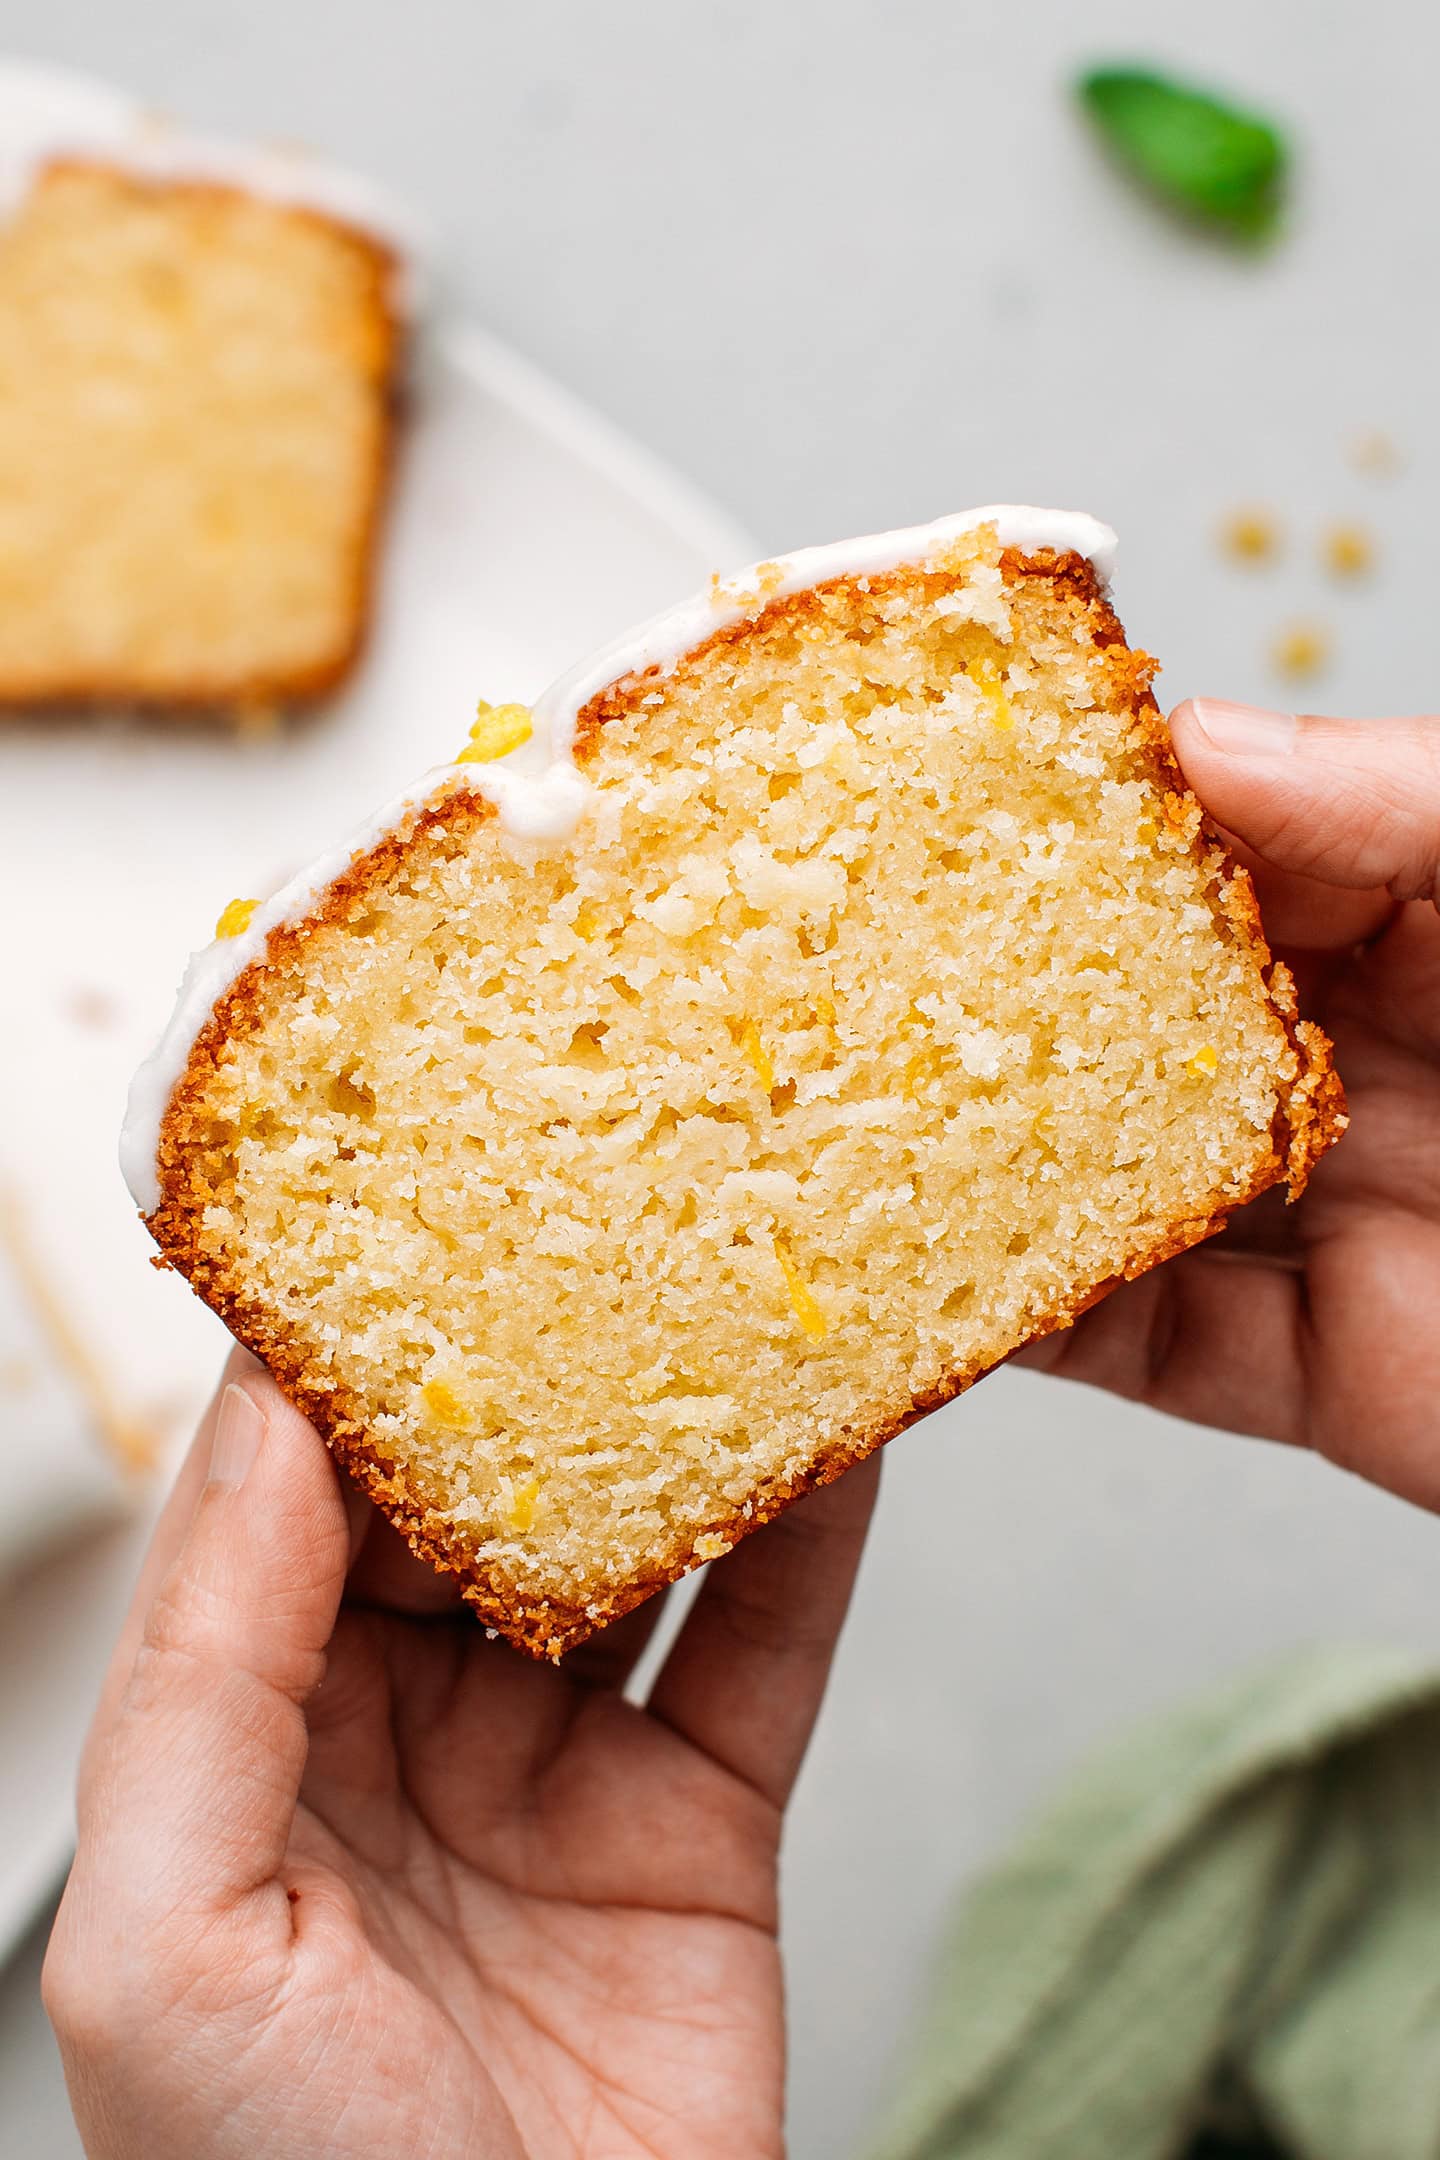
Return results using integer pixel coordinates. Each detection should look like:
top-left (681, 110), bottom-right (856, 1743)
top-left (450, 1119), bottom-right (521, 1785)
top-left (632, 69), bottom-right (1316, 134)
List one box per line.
top-left (865, 1646), bottom-right (1440, 2160)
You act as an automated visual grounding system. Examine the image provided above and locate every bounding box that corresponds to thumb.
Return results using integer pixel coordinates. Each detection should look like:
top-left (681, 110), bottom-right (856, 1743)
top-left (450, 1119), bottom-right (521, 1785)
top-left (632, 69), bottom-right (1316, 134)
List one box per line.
top-left (1170, 700), bottom-right (1440, 904)
top-left (72, 1364), bottom-right (351, 1921)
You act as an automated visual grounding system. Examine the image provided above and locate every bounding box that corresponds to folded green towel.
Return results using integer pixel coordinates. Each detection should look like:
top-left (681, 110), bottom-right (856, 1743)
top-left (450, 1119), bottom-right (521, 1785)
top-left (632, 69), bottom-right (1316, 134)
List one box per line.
top-left (865, 1646), bottom-right (1440, 2160)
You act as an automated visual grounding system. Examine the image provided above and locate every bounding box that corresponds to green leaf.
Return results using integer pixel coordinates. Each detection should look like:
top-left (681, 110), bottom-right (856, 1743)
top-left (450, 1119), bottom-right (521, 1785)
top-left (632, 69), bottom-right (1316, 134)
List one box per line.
top-left (1077, 67), bottom-right (1288, 241)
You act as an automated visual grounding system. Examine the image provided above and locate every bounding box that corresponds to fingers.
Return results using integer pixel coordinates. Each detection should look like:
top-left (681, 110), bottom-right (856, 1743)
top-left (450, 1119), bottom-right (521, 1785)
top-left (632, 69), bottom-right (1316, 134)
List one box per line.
top-left (1016, 1247), bottom-right (1307, 1446)
top-left (646, 1455), bottom-right (880, 1809)
top-left (1223, 836), bottom-right (1399, 954)
top-left (562, 1591), bottom-right (671, 1693)
top-left (87, 1345), bottom-right (261, 1754)
top-left (345, 1504), bottom-right (468, 1616)
top-left (1170, 700), bottom-right (1440, 907)
top-left (73, 1360), bottom-right (351, 1920)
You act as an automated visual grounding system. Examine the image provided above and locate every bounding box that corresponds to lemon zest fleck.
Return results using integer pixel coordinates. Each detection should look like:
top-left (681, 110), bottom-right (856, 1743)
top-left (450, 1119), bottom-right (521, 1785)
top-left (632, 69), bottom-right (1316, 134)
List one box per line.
top-left (773, 1235), bottom-right (827, 1340)
top-left (508, 1475), bottom-right (542, 1533)
top-left (214, 897), bottom-right (259, 940)
top-left (903, 1049), bottom-right (934, 1099)
top-left (969, 656), bottom-right (1014, 731)
top-left (421, 1379), bottom-right (473, 1429)
top-left (457, 700), bottom-right (533, 764)
top-left (1187, 1044), bottom-right (1220, 1078)
top-left (738, 1018), bottom-right (775, 1090)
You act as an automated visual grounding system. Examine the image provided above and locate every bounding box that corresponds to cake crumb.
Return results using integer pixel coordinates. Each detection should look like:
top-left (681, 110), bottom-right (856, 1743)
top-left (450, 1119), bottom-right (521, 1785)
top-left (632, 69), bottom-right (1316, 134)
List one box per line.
top-left (1347, 427), bottom-right (1402, 478)
top-left (1221, 508), bottom-right (1280, 565)
top-left (66, 986), bottom-right (121, 1030)
top-left (215, 897), bottom-right (260, 940)
top-left (1321, 522), bottom-right (1375, 580)
top-left (1271, 622), bottom-right (1330, 682)
top-left (458, 701), bottom-right (533, 764)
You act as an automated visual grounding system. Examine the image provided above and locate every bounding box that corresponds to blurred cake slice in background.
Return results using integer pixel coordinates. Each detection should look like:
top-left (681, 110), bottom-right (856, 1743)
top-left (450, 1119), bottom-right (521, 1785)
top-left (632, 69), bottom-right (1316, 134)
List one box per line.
top-left (0, 66), bottom-right (412, 715)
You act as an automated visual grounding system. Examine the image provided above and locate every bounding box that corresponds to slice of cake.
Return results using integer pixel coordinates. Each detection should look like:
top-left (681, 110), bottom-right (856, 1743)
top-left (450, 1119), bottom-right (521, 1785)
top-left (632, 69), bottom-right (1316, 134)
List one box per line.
top-left (121, 510), bottom-right (1345, 1656)
top-left (0, 155), bottom-right (404, 710)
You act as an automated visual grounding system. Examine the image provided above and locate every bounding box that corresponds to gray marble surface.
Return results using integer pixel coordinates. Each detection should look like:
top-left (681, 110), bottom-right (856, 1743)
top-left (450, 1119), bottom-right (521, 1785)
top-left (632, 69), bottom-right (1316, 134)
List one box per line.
top-left (2, 3), bottom-right (1436, 2155)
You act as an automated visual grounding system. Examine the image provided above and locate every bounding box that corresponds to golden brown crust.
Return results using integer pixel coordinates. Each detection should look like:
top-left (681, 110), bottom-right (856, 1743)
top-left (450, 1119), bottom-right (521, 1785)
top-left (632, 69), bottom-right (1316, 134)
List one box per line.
top-left (0, 159), bottom-right (406, 717)
top-left (141, 547), bottom-right (1347, 1660)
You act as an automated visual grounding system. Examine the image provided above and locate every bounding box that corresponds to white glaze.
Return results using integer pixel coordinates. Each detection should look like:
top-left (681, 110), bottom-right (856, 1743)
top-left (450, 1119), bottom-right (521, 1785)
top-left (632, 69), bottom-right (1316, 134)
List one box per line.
top-left (120, 504), bottom-right (1117, 1213)
top-left (532, 504), bottom-right (1115, 755)
top-left (0, 60), bottom-right (421, 309)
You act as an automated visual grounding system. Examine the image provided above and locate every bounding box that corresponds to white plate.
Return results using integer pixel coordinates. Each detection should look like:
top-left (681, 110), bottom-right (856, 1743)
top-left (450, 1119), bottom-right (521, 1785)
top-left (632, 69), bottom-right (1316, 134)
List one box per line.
top-left (0, 319), bottom-right (751, 1961)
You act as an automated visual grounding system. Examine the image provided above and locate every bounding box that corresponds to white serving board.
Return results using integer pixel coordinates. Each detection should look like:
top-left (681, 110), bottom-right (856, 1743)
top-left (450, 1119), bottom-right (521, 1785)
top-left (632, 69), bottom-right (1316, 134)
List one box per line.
top-left (0, 318), bottom-right (750, 1961)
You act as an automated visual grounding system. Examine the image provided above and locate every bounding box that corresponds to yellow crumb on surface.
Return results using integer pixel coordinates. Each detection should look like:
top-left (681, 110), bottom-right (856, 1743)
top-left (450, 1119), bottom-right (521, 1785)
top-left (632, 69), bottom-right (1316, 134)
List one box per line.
top-left (1187, 1044), bottom-right (1220, 1078)
top-left (234, 701), bottom-right (282, 743)
top-left (573, 904), bottom-right (600, 940)
top-left (1321, 523), bottom-right (1375, 579)
top-left (457, 701), bottom-right (533, 764)
top-left (421, 1378), bottom-right (472, 1429)
top-left (969, 655), bottom-right (1014, 730)
top-left (773, 1235), bottom-right (827, 1340)
top-left (693, 1531), bottom-right (732, 1563)
top-left (1271, 623), bottom-right (1330, 682)
top-left (814, 992), bottom-right (837, 1028)
top-left (738, 1017), bottom-right (776, 1090)
top-left (1347, 427), bottom-right (1402, 478)
top-left (508, 1475), bottom-right (542, 1533)
top-left (67, 986), bottom-right (119, 1030)
top-left (1220, 509), bottom-right (1280, 564)
top-left (215, 897), bottom-right (259, 940)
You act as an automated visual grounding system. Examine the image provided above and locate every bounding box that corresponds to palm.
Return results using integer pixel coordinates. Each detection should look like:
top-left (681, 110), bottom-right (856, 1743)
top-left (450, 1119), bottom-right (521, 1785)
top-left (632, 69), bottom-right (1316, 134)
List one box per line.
top-left (61, 1443), bottom-right (875, 2160)
top-left (278, 1602), bottom-right (787, 2158)
top-left (1027, 875), bottom-right (1440, 1508)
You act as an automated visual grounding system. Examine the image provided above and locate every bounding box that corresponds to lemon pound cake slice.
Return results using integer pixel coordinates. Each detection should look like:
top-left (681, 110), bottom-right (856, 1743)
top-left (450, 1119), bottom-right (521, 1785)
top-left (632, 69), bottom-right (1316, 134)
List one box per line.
top-left (0, 154), bottom-right (404, 711)
top-left (122, 509), bottom-right (1345, 1655)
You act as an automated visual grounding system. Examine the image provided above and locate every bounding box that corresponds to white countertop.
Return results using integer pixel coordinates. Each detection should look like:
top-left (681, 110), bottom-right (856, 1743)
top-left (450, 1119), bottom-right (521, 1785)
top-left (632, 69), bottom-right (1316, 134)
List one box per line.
top-left (2, 3), bottom-right (1435, 2156)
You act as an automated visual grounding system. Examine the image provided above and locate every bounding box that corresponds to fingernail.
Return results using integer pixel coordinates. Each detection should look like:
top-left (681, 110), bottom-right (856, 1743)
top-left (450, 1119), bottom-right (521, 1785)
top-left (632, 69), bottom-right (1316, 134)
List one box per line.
top-left (208, 1382), bottom-right (264, 1492)
top-left (1186, 699), bottom-right (1298, 755)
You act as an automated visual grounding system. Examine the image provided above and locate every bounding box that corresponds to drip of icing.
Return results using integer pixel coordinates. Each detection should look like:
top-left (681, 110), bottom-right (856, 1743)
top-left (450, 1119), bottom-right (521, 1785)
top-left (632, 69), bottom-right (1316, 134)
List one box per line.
top-left (119, 504), bottom-right (1117, 1214)
top-left (0, 59), bottom-right (422, 310)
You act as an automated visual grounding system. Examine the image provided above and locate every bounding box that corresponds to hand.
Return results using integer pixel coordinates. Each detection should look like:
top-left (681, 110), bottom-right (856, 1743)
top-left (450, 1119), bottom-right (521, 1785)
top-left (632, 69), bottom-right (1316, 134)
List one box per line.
top-left (1021, 697), bottom-right (1440, 1509)
top-left (43, 1355), bottom-right (876, 2158)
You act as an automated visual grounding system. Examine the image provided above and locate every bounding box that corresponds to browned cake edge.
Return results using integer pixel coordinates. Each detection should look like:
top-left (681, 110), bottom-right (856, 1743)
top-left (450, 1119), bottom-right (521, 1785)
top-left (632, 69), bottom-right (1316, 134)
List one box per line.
top-left (142, 552), bottom-right (1348, 1657)
top-left (0, 158), bottom-right (407, 717)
